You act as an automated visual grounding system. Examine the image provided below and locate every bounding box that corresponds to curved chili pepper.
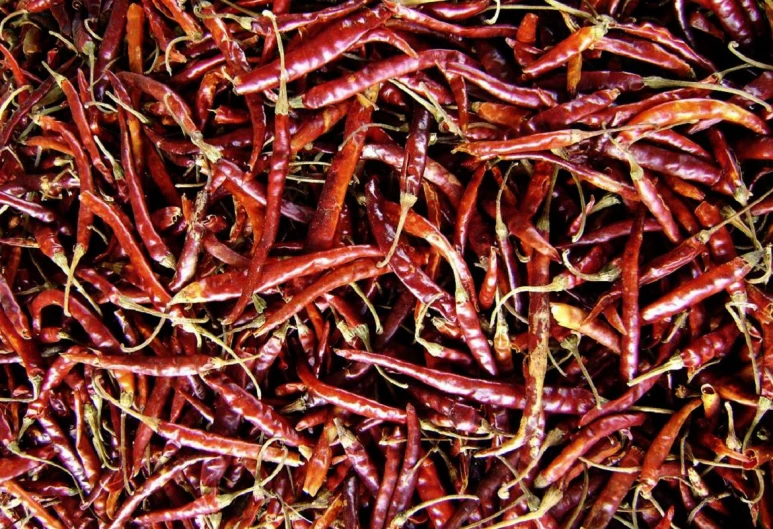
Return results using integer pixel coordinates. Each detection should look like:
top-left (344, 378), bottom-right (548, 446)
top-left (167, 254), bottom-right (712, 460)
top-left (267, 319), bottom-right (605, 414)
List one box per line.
top-left (640, 399), bottom-right (702, 494)
top-left (534, 413), bottom-right (645, 488)
top-left (236, 7), bottom-right (390, 95)
top-left (595, 36), bottom-right (693, 77)
top-left (618, 99), bottom-right (770, 144)
top-left (443, 61), bottom-right (557, 108)
top-left (204, 373), bottom-right (309, 447)
top-left (297, 360), bottom-right (406, 423)
top-left (523, 24), bottom-right (608, 79)
top-left (551, 303), bottom-right (622, 354)
top-left (107, 455), bottom-right (212, 529)
top-left (29, 290), bottom-right (119, 352)
top-left (706, 0), bottom-right (755, 45)
top-left (80, 192), bottom-right (171, 306)
top-left (581, 446), bottom-right (645, 528)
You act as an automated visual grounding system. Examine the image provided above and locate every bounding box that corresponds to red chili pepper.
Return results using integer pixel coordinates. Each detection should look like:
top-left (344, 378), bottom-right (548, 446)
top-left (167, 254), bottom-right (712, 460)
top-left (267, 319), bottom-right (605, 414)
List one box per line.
top-left (295, 50), bottom-right (476, 109)
top-left (336, 419), bottom-right (383, 496)
top-left (641, 251), bottom-right (761, 323)
top-left (640, 399), bottom-right (702, 494)
top-left (80, 192), bottom-right (171, 306)
top-left (534, 413), bottom-right (645, 488)
top-left (620, 207), bottom-right (645, 380)
top-left (522, 25), bottom-right (608, 79)
top-left (297, 360), bottom-right (406, 423)
top-left (336, 349), bottom-right (594, 413)
top-left (443, 61), bottom-right (557, 108)
top-left (618, 99), bottom-right (770, 145)
top-left (705, 0), bottom-right (755, 45)
top-left (236, 7), bottom-right (390, 95)
top-left (595, 36), bottom-right (694, 77)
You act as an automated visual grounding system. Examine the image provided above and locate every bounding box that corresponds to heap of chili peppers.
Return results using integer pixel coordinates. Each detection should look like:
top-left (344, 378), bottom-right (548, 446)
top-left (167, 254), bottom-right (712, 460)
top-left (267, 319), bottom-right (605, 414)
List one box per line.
top-left (2, 0), bottom-right (773, 526)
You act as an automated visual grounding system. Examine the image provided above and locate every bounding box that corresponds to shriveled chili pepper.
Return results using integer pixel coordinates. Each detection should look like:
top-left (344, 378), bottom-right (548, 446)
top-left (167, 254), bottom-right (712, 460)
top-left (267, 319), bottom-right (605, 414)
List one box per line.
top-left (336, 349), bottom-right (594, 413)
top-left (621, 207), bottom-right (645, 380)
top-left (80, 192), bottom-right (171, 306)
top-left (235, 7), bottom-right (390, 95)
top-left (641, 250), bottom-right (761, 323)
top-left (534, 413), bottom-right (645, 488)
top-left (639, 399), bottom-right (702, 494)
top-left (523, 24), bottom-right (608, 80)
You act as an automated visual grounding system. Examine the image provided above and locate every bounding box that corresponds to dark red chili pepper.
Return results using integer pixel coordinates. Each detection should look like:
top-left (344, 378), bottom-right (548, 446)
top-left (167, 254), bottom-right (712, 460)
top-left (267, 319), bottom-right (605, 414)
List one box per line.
top-left (534, 413), bottom-right (645, 488)
top-left (336, 349), bottom-right (594, 413)
top-left (522, 25), bottom-right (608, 79)
top-left (236, 7), bottom-right (390, 94)
top-left (620, 207), bottom-right (645, 381)
top-left (294, 50), bottom-right (476, 109)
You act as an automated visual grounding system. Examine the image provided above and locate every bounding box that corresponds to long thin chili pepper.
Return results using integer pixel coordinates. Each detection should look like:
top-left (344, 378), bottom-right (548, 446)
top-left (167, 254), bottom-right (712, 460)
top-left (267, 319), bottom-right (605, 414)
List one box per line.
top-left (203, 373), bottom-right (310, 447)
top-left (617, 99), bottom-right (770, 144)
top-left (80, 192), bottom-right (171, 306)
top-left (385, 404), bottom-right (421, 523)
top-left (639, 399), bottom-right (702, 494)
top-left (641, 251), bottom-right (761, 323)
top-left (371, 427), bottom-right (404, 529)
top-left (581, 446), bottom-right (644, 528)
top-left (298, 360), bottom-right (407, 423)
top-left (621, 207), bottom-right (645, 380)
top-left (380, 105), bottom-right (432, 269)
top-left (235, 7), bottom-right (390, 94)
top-left (0, 480), bottom-right (67, 529)
top-left (534, 413), bottom-right (645, 488)
top-left (307, 87), bottom-right (377, 251)
top-left (336, 349), bottom-right (594, 413)
top-left (107, 455), bottom-right (212, 529)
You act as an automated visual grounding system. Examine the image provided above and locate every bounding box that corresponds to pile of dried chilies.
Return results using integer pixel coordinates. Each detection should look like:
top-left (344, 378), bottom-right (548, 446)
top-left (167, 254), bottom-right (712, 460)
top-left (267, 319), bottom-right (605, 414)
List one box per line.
top-left (1, 0), bottom-right (773, 526)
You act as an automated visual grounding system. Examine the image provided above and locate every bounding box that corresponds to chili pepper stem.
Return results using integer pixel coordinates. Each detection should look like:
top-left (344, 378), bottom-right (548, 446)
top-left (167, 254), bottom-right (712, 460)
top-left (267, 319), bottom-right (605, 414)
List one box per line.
top-left (561, 251), bottom-right (621, 282)
top-left (93, 376), bottom-right (160, 431)
top-left (563, 334), bottom-right (603, 407)
top-left (741, 396), bottom-right (772, 450)
top-left (48, 248), bottom-right (102, 318)
top-left (390, 494), bottom-right (479, 529)
top-left (489, 276), bottom-right (569, 327)
top-left (378, 193), bottom-right (418, 268)
top-left (462, 487), bottom-right (562, 529)
top-left (727, 41), bottom-right (773, 72)
top-left (642, 76), bottom-right (772, 110)
top-left (627, 355), bottom-right (685, 386)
